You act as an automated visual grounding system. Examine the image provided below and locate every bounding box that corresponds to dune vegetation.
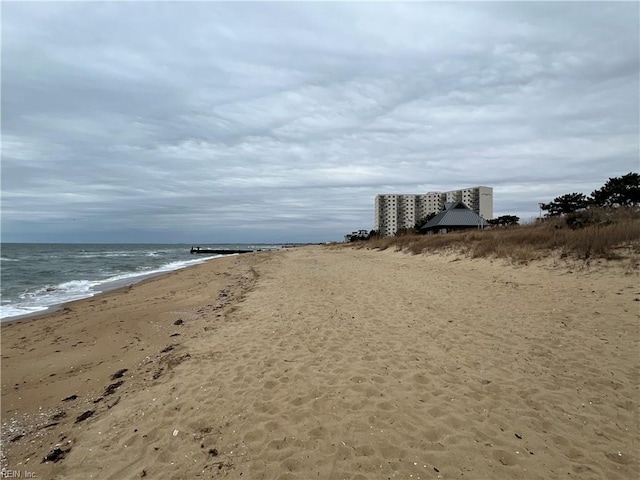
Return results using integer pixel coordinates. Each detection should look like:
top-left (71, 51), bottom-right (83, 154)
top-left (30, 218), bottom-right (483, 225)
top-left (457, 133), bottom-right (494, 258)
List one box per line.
top-left (350, 206), bottom-right (640, 266)
top-left (347, 173), bottom-right (640, 266)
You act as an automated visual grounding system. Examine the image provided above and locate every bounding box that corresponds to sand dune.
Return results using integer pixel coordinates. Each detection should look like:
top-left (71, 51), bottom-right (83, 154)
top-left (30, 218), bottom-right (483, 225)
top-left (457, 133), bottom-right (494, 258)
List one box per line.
top-left (1, 246), bottom-right (638, 479)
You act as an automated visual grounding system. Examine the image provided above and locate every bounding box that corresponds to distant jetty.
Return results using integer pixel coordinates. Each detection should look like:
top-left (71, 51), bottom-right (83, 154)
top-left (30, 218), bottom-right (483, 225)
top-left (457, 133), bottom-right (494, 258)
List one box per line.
top-left (190, 247), bottom-right (257, 255)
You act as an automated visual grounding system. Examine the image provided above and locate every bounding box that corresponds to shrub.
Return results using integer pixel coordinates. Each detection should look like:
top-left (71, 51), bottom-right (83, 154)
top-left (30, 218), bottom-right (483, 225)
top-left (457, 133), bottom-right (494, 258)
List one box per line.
top-left (349, 206), bottom-right (640, 261)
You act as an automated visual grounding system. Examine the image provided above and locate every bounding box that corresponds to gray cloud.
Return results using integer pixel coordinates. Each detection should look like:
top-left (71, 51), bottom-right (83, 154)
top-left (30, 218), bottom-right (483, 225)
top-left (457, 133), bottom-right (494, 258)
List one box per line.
top-left (2, 2), bottom-right (638, 242)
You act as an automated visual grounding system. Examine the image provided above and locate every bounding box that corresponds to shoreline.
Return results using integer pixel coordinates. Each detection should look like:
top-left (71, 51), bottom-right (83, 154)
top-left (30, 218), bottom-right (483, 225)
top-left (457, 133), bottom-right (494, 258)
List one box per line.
top-left (0, 267), bottom-right (190, 325)
top-left (1, 246), bottom-right (638, 479)
top-left (1, 250), bottom-right (270, 476)
top-left (0, 252), bottom-right (237, 324)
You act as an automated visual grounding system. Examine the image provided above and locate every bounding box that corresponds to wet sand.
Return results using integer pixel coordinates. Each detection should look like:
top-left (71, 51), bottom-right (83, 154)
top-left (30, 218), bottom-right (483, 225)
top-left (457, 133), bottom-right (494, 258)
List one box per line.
top-left (1, 246), bottom-right (638, 479)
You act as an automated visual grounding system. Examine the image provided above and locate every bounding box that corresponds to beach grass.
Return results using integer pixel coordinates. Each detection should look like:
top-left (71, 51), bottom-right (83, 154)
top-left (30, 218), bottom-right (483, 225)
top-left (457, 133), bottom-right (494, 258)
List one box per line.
top-left (353, 207), bottom-right (640, 264)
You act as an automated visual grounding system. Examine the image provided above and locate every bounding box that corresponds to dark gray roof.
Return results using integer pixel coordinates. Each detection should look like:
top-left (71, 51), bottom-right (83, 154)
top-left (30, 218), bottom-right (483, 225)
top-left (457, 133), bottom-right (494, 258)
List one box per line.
top-left (420, 201), bottom-right (487, 230)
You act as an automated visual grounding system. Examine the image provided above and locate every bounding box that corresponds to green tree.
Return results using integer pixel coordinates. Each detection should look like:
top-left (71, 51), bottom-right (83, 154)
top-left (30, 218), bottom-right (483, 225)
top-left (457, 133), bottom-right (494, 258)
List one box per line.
top-left (540, 193), bottom-right (590, 217)
top-left (487, 215), bottom-right (520, 226)
top-left (414, 212), bottom-right (438, 230)
top-left (590, 172), bottom-right (640, 207)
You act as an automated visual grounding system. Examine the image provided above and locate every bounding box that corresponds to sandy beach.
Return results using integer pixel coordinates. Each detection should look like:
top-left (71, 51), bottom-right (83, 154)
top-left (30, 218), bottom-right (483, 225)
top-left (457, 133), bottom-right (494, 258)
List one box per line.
top-left (1, 246), bottom-right (638, 479)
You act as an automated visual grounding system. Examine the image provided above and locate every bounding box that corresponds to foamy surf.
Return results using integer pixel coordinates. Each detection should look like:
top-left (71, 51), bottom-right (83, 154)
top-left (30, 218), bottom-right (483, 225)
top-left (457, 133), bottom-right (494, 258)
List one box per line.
top-left (0, 252), bottom-right (224, 321)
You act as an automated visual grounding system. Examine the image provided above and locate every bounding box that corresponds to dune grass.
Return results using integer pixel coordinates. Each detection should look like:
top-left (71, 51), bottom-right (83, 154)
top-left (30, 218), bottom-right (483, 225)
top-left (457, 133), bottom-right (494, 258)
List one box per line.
top-left (349, 207), bottom-right (640, 265)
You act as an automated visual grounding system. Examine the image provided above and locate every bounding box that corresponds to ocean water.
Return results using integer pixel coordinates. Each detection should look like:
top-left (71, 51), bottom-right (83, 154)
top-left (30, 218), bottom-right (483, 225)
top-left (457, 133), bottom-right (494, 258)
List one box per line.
top-left (0, 243), bottom-right (280, 321)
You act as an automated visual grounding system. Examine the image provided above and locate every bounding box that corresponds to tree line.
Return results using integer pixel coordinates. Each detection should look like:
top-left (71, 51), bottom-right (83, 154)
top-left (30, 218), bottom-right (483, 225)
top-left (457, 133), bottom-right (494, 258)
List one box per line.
top-left (540, 172), bottom-right (639, 217)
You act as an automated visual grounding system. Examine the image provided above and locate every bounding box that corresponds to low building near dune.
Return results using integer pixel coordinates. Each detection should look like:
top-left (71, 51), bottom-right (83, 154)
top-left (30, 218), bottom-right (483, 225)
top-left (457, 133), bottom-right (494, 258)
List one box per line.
top-left (419, 201), bottom-right (487, 234)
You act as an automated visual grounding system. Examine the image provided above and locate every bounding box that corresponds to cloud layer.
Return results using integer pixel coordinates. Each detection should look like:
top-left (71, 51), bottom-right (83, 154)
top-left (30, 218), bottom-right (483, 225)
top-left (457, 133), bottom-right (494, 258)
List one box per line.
top-left (2, 2), bottom-right (638, 242)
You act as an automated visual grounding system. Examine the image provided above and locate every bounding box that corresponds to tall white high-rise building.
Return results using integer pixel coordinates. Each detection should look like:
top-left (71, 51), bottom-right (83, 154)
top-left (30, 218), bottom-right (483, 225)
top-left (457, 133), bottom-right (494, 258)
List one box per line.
top-left (375, 186), bottom-right (493, 236)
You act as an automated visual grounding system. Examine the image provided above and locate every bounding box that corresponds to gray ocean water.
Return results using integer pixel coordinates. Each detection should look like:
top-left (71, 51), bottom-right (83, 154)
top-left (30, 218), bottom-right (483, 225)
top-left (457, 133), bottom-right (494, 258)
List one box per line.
top-left (0, 243), bottom-right (281, 320)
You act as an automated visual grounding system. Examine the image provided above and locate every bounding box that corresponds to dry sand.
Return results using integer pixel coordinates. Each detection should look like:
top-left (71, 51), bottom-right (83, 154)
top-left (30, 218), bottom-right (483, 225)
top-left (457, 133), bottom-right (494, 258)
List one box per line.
top-left (1, 246), bottom-right (638, 479)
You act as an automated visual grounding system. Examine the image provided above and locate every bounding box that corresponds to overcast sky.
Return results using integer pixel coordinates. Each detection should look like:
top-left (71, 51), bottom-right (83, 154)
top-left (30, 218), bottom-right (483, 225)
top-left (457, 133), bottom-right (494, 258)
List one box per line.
top-left (2, 2), bottom-right (638, 243)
